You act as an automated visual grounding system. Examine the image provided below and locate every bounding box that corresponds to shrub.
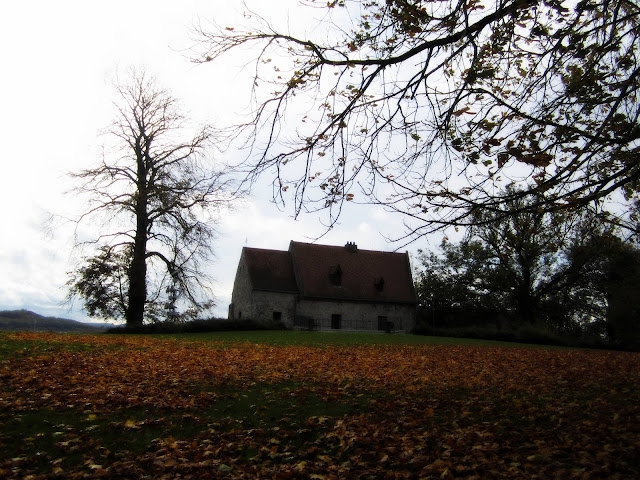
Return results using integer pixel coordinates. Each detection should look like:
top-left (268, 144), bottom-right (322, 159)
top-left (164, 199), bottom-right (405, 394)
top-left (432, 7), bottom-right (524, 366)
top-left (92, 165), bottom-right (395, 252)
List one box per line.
top-left (105, 318), bottom-right (286, 334)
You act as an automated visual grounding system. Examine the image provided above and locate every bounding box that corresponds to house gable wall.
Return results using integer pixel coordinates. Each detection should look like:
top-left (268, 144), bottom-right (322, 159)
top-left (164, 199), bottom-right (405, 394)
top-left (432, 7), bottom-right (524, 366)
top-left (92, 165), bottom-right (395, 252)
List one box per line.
top-left (244, 290), bottom-right (297, 326)
top-left (229, 250), bottom-right (297, 326)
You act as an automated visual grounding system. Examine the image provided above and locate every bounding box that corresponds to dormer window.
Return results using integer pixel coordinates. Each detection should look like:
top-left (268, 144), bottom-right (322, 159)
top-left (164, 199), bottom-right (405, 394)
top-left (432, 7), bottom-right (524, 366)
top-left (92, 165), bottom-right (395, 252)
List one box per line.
top-left (329, 264), bottom-right (342, 286)
top-left (374, 276), bottom-right (385, 292)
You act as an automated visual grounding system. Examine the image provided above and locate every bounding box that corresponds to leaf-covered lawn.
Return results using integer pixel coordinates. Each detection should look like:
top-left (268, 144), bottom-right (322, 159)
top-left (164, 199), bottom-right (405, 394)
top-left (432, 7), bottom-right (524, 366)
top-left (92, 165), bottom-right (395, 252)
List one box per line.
top-left (1, 332), bottom-right (638, 479)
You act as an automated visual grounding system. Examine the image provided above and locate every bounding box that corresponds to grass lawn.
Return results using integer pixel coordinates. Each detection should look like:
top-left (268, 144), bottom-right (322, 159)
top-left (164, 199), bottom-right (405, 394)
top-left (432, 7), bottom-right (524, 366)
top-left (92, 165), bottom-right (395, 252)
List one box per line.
top-left (159, 329), bottom-right (536, 347)
top-left (1, 331), bottom-right (639, 479)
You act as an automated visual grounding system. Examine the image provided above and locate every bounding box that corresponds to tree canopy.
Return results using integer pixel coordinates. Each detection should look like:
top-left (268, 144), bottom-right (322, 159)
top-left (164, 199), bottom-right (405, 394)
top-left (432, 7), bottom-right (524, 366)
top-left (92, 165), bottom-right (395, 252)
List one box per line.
top-left (195, 0), bottom-right (640, 241)
top-left (67, 70), bottom-right (234, 326)
top-left (414, 189), bottom-right (640, 346)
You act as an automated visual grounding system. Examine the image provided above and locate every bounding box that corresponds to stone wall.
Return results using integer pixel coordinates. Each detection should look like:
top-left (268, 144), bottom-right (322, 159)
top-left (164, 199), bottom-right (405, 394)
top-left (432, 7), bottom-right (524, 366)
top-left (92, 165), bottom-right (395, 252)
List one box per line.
top-left (240, 290), bottom-right (297, 326)
top-left (228, 252), bottom-right (297, 326)
top-left (295, 298), bottom-right (415, 333)
top-left (228, 251), bottom-right (251, 320)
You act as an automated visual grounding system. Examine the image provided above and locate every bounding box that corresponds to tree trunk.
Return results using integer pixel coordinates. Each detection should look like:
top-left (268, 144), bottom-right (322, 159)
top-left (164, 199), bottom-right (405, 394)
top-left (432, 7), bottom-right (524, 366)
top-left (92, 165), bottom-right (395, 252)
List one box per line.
top-left (515, 290), bottom-right (537, 325)
top-left (125, 231), bottom-right (147, 326)
top-left (125, 150), bottom-right (149, 327)
top-left (514, 250), bottom-right (538, 325)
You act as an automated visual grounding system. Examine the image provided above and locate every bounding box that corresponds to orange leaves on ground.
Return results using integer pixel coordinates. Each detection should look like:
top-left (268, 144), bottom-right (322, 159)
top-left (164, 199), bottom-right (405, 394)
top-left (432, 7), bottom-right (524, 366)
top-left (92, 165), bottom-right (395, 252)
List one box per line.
top-left (1, 332), bottom-right (639, 479)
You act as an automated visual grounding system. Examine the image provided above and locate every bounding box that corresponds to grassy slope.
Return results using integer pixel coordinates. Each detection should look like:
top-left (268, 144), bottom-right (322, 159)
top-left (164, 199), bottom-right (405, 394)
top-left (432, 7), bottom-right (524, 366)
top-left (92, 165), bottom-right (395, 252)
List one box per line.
top-left (157, 329), bottom-right (562, 348)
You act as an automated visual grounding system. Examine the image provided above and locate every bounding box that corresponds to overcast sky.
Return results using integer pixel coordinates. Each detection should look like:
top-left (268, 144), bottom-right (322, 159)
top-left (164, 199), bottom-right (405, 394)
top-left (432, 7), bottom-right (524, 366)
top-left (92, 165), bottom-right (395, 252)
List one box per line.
top-left (0, 0), bottom-right (432, 322)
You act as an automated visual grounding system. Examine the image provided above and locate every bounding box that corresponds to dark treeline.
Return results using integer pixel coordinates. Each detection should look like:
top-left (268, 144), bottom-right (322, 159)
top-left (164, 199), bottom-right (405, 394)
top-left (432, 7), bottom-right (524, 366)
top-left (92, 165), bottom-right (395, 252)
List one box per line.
top-left (414, 190), bottom-right (640, 350)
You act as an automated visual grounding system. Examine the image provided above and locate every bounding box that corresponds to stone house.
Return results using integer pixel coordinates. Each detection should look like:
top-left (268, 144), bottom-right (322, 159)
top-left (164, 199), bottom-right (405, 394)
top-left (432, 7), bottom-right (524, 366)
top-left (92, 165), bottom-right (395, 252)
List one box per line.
top-left (228, 241), bottom-right (417, 332)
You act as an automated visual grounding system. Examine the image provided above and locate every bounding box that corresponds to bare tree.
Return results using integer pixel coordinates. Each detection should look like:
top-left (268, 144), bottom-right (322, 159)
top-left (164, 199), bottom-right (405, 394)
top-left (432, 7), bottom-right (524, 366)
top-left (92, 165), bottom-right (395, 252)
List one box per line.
top-left (194, 0), bottom-right (640, 243)
top-left (67, 69), bottom-right (234, 326)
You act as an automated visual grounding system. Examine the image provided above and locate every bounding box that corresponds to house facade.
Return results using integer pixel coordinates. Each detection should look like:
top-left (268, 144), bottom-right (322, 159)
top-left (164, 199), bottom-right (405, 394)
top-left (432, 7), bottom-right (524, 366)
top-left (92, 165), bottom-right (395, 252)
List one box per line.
top-left (228, 241), bottom-right (417, 333)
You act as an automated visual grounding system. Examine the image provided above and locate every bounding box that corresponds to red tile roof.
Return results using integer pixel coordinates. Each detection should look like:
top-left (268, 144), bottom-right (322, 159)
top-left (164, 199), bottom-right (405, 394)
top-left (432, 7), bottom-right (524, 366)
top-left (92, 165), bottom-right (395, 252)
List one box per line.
top-left (242, 247), bottom-right (298, 293)
top-left (289, 241), bottom-right (417, 304)
top-left (241, 242), bottom-right (417, 304)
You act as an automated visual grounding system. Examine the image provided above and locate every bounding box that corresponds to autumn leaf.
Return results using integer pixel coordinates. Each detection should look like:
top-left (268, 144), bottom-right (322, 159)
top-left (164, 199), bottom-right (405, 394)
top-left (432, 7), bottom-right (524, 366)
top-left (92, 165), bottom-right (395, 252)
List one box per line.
top-left (1, 332), bottom-right (639, 479)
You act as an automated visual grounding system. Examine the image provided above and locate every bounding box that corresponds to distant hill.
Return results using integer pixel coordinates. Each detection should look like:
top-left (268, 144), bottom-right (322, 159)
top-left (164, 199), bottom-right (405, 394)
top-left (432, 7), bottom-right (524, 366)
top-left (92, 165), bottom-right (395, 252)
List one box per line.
top-left (0, 310), bottom-right (109, 332)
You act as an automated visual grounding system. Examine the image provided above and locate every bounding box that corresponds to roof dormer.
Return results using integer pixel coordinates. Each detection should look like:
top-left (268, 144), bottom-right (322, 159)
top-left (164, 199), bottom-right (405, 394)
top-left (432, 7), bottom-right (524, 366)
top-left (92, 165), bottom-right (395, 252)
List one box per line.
top-left (329, 264), bottom-right (342, 286)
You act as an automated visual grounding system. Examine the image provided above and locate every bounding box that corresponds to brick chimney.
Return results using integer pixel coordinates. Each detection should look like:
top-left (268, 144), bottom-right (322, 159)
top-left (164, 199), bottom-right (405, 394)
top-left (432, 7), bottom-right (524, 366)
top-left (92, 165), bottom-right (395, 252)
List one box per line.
top-left (345, 242), bottom-right (358, 253)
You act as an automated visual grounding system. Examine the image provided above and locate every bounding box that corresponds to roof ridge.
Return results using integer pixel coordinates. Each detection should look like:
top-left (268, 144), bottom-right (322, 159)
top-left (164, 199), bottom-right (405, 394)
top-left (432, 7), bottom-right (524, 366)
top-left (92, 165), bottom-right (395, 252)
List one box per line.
top-left (289, 240), bottom-right (403, 255)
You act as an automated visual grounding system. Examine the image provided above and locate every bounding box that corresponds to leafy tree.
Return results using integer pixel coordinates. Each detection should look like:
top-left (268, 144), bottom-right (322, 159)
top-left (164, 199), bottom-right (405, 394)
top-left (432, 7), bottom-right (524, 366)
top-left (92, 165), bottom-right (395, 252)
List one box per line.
top-left (67, 69), bottom-right (234, 326)
top-left (67, 246), bottom-right (129, 320)
top-left (592, 236), bottom-right (640, 347)
top-left (415, 191), bottom-right (613, 335)
top-left (415, 239), bottom-right (508, 331)
top-left (416, 240), bottom-right (503, 310)
top-left (196, 0), bottom-right (640, 239)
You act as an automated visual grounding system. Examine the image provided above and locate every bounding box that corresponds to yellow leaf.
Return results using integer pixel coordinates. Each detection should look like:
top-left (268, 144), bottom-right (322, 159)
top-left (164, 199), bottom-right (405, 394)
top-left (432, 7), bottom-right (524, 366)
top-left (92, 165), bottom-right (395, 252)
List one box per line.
top-left (124, 419), bottom-right (138, 428)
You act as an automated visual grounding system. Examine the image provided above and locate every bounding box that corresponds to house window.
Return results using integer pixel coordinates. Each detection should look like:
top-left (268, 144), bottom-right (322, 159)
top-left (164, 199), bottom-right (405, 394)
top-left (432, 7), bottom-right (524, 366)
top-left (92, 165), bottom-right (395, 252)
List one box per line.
top-left (273, 311), bottom-right (282, 322)
top-left (331, 314), bottom-right (342, 330)
top-left (378, 316), bottom-right (394, 332)
top-left (329, 264), bottom-right (342, 287)
top-left (374, 276), bottom-right (385, 292)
